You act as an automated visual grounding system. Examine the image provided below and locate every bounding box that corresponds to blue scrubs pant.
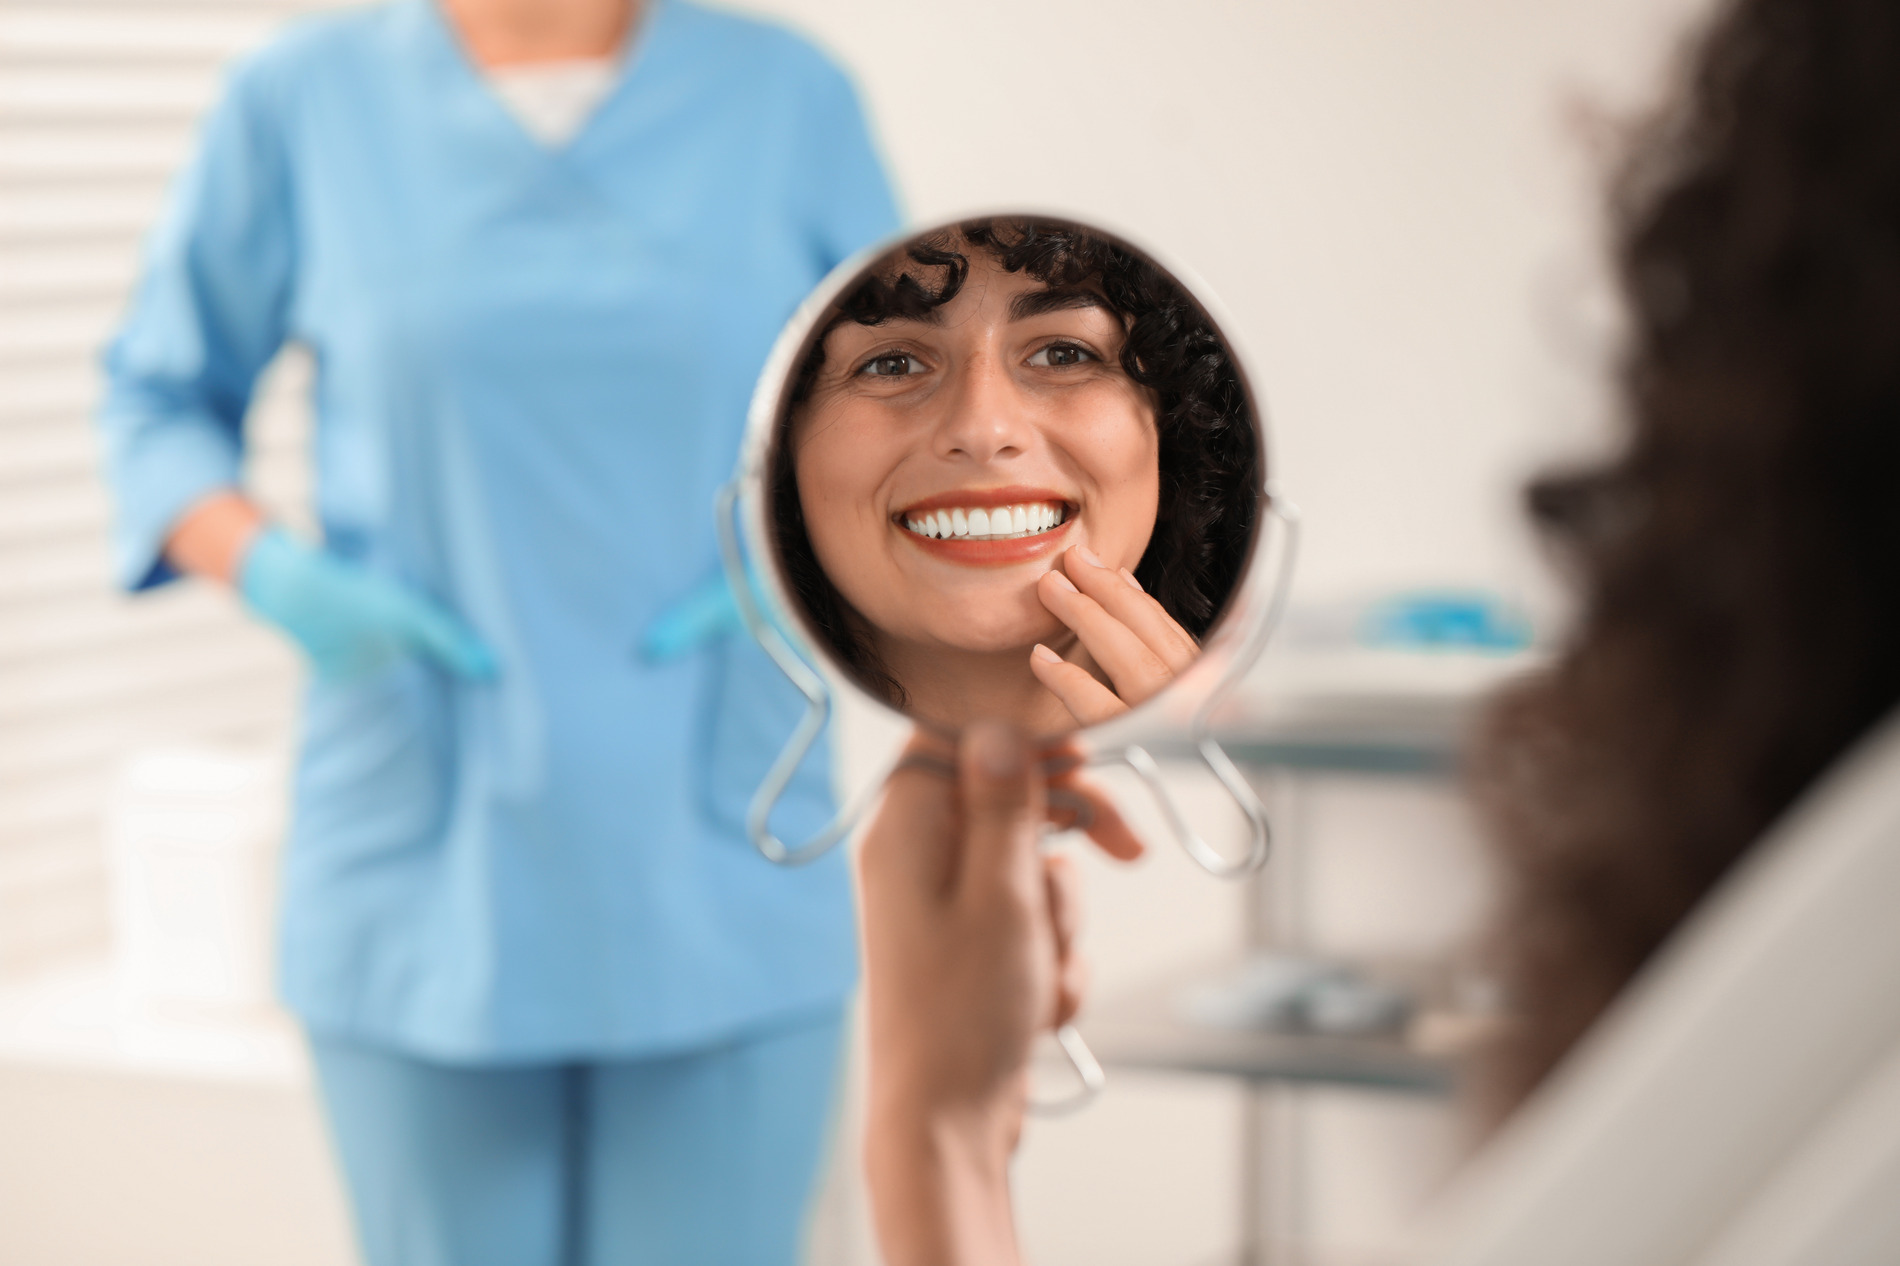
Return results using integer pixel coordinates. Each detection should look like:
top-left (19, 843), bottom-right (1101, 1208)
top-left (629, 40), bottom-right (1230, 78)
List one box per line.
top-left (308, 1006), bottom-right (845, 1266)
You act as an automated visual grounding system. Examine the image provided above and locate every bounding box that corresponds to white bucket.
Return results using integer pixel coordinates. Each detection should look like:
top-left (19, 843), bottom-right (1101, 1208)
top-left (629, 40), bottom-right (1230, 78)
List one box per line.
top-left (106, 748), bottom-right (288, 1015)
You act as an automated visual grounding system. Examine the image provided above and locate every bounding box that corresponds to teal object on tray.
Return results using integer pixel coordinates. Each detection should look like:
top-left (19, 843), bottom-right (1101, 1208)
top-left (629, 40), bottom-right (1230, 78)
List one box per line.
top-left (1360, 590), bottom-right (1534, 651)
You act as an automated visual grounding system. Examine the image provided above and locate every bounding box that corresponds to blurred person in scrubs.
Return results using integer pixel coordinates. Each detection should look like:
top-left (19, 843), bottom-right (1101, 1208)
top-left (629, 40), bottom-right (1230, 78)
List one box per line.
top-left (97, 0), bottom-right (898, 1261)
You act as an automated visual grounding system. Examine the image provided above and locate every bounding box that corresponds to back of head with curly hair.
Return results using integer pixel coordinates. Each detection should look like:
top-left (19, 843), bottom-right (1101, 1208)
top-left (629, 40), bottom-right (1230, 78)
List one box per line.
top-left (772, 218), bottom-right (1261, 706)
top-left (1471, 0), bottom-right (1900, 1119)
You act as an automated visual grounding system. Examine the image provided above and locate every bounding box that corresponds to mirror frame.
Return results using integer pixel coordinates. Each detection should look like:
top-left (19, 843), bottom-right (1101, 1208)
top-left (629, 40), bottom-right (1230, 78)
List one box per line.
top-left (719, 210), bottom-right (1299, 873)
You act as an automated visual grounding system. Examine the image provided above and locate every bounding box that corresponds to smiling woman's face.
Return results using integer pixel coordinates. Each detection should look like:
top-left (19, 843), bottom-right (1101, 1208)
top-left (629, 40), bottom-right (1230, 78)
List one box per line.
top-left (791, 250), bottom-right (1162, 667)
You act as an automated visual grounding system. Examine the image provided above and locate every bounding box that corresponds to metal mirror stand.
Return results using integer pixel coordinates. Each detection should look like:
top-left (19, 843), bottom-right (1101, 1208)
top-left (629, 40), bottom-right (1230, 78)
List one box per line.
top-left (715, 481), bottom-right (1300, 1112)
top-left (717, 482), bottom-right (1300, 877)
top-left (1112, 496), bottom-right (1302, 879)
top-left (714, 480), bottom-right (893, 866)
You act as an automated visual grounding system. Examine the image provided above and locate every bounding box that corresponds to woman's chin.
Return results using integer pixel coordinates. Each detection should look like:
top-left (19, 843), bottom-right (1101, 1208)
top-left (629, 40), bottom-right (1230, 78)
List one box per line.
top-left (895, 626), bottom-right (1059, 659)
top-left (943, 619), bottom-right (1066, 655)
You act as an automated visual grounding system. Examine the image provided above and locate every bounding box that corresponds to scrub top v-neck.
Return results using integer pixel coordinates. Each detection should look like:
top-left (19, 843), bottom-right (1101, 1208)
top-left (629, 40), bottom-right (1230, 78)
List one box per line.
top-left (99, 0), bottom-right (901, 1061)
top-left (486, 58), bottom-right (620, 146)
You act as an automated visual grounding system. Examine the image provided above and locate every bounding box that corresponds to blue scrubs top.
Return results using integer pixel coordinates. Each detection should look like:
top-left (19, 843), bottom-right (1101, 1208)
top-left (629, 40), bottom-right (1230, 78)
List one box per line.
top-left (99, 0), bottom-right (900, 1062)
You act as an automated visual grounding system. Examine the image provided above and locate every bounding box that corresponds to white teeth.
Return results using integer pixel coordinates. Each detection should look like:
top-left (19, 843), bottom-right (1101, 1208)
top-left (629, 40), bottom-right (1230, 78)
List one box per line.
top-left (901, 501), bottom-right (1069, 541)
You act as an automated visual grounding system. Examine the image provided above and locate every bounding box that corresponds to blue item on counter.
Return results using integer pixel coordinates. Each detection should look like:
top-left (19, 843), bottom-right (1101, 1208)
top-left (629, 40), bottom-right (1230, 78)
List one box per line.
top-left (1360, 590), bottom-right (1534, 652)
top-left (97, 0), bottom-right (900, 1061)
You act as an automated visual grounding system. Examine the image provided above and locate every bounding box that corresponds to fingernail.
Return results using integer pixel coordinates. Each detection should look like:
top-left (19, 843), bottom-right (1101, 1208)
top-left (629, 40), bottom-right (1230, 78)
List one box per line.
top-left (1031, 643), bottom-right (1063, 665)
top-left (1119, 567), bottom-right (1144, 591)
top-left (1045, 569), bottom-right (1078, 593)
top-left (1075, 545), bottom-right (1105, 569)
top-left (969, 722), bottom-right (1027, 778)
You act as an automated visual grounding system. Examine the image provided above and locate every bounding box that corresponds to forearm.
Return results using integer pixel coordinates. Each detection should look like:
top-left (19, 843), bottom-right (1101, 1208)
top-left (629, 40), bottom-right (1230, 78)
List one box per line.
top-left (163, 488), bottom-right (265, 585)
top-left (866, 1101), bottom-right (1023, 1266)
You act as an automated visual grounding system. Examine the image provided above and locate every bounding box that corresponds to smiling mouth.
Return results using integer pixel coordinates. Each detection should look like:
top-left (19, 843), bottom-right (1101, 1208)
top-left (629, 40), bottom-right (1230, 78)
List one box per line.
top-left (899, 501), bottom-right (1070, 541)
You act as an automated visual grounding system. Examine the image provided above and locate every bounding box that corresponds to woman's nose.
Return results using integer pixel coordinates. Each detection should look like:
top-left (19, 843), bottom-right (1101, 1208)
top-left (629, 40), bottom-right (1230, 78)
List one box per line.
top-left (933, 353), bottom-right (1033, 464)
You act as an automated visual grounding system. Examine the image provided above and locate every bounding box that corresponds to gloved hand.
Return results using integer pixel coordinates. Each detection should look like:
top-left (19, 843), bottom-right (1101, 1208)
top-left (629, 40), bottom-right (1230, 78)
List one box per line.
top-left (239, 528), bottom-right (498, 684)
top-left (638, 564), bottom-right (793, 665)
top-left (639, 570), bottom-right (745, 664)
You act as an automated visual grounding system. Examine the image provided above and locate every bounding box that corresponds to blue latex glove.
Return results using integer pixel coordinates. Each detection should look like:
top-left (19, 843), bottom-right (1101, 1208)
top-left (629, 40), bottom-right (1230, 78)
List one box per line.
top-left (239, 528), bottom-right (499, 683)
top-left (639, 570), bottom-right (747, 664)
top-left (1359, 591), bottom-right (1534, 652)
top-left (640, 557), bottom-right (812, 665)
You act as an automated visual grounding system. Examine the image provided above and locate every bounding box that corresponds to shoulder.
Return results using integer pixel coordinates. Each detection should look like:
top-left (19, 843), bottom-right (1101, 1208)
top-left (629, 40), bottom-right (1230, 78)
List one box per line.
top-left (665, 1), bottom-right (858, 98)
top-left (218, 2), bottom-right (404, 108)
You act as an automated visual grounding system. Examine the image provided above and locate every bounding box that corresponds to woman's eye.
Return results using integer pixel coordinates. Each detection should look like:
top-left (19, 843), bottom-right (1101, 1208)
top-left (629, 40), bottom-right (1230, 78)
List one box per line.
top-left (860, 352), bottom-right (926, 377)
top-left (1028, 343), bottom-right (1095, 368)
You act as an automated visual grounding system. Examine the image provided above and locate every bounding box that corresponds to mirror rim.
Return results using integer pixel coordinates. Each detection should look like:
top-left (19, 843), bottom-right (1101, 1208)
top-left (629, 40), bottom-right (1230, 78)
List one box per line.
top-left (732, 207), bottom-right (1281, 747)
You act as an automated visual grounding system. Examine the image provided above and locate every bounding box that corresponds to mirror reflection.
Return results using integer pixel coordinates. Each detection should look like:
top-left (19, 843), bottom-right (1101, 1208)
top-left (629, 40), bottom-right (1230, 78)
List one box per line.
top-left (769, 217), bottom-right (1262, 734)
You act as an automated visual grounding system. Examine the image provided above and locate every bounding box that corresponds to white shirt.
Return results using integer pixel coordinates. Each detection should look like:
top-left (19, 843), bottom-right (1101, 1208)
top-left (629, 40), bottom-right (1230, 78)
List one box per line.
top-left (486, 58), bottom-right (620, 146)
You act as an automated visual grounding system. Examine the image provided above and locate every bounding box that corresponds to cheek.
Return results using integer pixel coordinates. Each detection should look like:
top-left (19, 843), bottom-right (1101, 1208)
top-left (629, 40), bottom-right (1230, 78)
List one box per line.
top-left (792, 412), bottom-right (898, 597)
top-left (1077, 395), bottom-right (1162, 560)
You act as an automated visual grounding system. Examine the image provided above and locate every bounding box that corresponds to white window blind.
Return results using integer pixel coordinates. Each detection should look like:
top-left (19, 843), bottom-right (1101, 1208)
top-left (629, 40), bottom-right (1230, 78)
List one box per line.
top-left (0, 2), bottom-right (343, 976)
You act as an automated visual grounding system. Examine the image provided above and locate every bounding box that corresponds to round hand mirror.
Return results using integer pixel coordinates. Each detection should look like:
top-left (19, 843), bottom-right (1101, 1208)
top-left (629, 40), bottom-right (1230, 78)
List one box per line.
top-left (717, 212), bottom-right (1297, 873)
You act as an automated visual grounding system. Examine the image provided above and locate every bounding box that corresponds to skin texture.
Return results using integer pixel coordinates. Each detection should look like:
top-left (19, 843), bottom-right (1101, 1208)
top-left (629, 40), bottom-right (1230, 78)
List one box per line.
top-left (1031, 545), bottom-right (1200, 727)
top-left (860, 724), bottom-right (1079, 1266)
top-left (438, 0), bottom-right (635, 66)
top-left (160, 0), bottom-right (636, 581)
top-left (164, 488), bottom-right (264, 584)
top-left (793, 252), bottom-right (1195, 732)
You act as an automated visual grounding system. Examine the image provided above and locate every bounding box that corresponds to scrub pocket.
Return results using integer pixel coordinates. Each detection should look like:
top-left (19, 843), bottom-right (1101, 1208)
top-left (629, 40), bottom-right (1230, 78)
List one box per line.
top-left (697, 632), bottom-right (835, 845)
top-left (294, 658), bottom-right (453, 858)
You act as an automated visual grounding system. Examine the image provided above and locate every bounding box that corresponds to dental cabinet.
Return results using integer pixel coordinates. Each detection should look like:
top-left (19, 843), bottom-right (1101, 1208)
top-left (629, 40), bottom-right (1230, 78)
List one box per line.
top-left (1079, 641), bottom-right (1529, 1266)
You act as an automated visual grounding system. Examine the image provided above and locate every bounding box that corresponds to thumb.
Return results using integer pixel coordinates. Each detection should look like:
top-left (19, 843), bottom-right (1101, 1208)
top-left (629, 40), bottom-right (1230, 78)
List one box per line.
top-left (390, 590), bottom-right (500, 681)
top-left (956, 722), bottom-right (1044, 900)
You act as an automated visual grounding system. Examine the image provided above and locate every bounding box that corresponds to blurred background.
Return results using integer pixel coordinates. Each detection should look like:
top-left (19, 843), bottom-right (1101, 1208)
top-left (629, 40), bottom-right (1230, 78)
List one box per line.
top-left (0, 1), bottom-right (1710, 1263)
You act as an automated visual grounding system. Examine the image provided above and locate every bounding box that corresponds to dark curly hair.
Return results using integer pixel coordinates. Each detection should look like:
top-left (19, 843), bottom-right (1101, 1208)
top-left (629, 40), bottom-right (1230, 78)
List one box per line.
top-left (1471, 0), bottom-right (1900, 1118)
top-left (770, 217), bottom-right (1261, 705)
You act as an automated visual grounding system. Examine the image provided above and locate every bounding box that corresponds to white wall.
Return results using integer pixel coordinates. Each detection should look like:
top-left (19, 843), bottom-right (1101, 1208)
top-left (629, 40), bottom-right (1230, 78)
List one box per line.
top-left (741, 0), bottom-right (1709, 613)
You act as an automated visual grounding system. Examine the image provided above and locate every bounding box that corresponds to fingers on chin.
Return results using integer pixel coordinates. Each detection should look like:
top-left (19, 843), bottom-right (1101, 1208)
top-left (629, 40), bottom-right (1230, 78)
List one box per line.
top-left (1055, 559), bottom-right (1198, 673)
top-left (1029, 655), bottom-right (1128, 728)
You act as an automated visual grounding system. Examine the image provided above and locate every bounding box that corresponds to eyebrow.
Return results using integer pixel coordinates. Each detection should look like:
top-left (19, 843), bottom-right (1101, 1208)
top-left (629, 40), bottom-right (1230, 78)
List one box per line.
top-left (853, 305), bottom-right (947, 330)
top-left (1009, 286), bottom-right (1115, 322)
